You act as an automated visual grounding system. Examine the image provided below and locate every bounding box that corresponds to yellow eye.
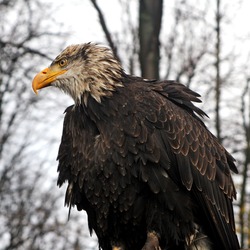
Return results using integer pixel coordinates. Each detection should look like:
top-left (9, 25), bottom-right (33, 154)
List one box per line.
top-left (58, 58), bottom-right (67, 67)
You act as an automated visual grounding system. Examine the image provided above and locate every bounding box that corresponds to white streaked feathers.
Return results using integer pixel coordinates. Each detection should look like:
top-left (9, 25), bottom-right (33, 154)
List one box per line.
top-left (52, 43), bottom-right (124, 105)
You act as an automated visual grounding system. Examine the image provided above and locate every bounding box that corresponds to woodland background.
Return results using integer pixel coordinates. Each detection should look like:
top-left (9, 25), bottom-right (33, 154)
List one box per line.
top-left (0, 0), bottom-right (249, 249)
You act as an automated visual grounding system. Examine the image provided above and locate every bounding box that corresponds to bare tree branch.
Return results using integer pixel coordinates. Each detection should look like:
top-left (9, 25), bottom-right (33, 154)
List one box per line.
top-left (90, 0), bottom-right (120, 62)
top-left (0, 1), bottom-right (93, 249)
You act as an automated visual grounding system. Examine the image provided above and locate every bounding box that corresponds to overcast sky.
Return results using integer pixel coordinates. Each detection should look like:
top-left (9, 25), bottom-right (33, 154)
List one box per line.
top-left (47, 1), bottom-right (250, 46)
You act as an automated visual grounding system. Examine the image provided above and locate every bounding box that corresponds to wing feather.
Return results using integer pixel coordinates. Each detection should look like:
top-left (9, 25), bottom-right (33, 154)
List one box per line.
top-left (120, 79), bottom-right (239, 248)
top-left (57, 78), bottom-right (239, 249)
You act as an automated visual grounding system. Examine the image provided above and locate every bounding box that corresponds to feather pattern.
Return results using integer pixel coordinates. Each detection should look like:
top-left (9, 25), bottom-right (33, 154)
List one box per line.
top-left (56, 78), bottom-right (239, 250)
top-left (40, 43), bottom-right (240, 250)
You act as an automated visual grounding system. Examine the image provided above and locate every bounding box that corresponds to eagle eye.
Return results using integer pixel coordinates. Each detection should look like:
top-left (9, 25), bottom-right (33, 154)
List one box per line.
top-left (58, 58), bottom-right (68, 67)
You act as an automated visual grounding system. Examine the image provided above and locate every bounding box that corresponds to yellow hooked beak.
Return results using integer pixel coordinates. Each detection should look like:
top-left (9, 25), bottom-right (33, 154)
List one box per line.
top-left (32, 66), bottom-right (67, 94)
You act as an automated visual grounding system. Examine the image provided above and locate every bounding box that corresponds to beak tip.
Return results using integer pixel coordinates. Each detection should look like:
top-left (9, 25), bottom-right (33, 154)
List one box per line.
top-left (32, 83), bottom-right (38, 95)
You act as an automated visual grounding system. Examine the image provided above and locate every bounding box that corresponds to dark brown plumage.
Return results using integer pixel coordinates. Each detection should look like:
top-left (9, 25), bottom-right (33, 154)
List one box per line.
top-left (32, 43), bottom-right (240, 250)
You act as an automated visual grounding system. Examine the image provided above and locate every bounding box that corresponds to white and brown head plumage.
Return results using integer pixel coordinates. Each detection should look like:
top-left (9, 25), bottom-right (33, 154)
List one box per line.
top-left (32, 43), bottom-right (123, 104)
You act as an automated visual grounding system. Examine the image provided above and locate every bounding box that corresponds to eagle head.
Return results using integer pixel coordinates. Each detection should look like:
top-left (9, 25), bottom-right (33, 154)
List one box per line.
top-left (32, 43), bottom-right (123, 104)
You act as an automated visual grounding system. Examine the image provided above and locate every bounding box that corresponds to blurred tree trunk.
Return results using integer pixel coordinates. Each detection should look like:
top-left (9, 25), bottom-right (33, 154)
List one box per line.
top-left (139, 0), bottom-right (163, 79)
top-left (239, 79), bottom-right (250, 248)
top-left (215, 0), bottom-right (222, 142)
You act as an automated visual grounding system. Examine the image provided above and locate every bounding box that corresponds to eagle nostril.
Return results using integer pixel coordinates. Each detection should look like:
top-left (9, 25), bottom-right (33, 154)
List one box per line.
top-left (42, 68), bottom-right (49, 74)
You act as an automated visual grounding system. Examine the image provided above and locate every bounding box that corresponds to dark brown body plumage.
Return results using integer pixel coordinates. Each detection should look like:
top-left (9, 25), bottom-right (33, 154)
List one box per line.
top-left (32, 43), bottom-right (239, 249)
top-left (56, 76), bottom-right (239, 249)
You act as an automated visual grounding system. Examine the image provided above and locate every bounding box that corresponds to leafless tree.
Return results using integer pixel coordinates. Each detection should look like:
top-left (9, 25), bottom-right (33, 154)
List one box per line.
top-left (214, 0), bottom-right (222, 142)
top-left (138, 0), bottom-right (163, 79)
top-left (0, 0), bottom-right (96, 249)
top-left (238, 77), bottom-right (250, 248)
